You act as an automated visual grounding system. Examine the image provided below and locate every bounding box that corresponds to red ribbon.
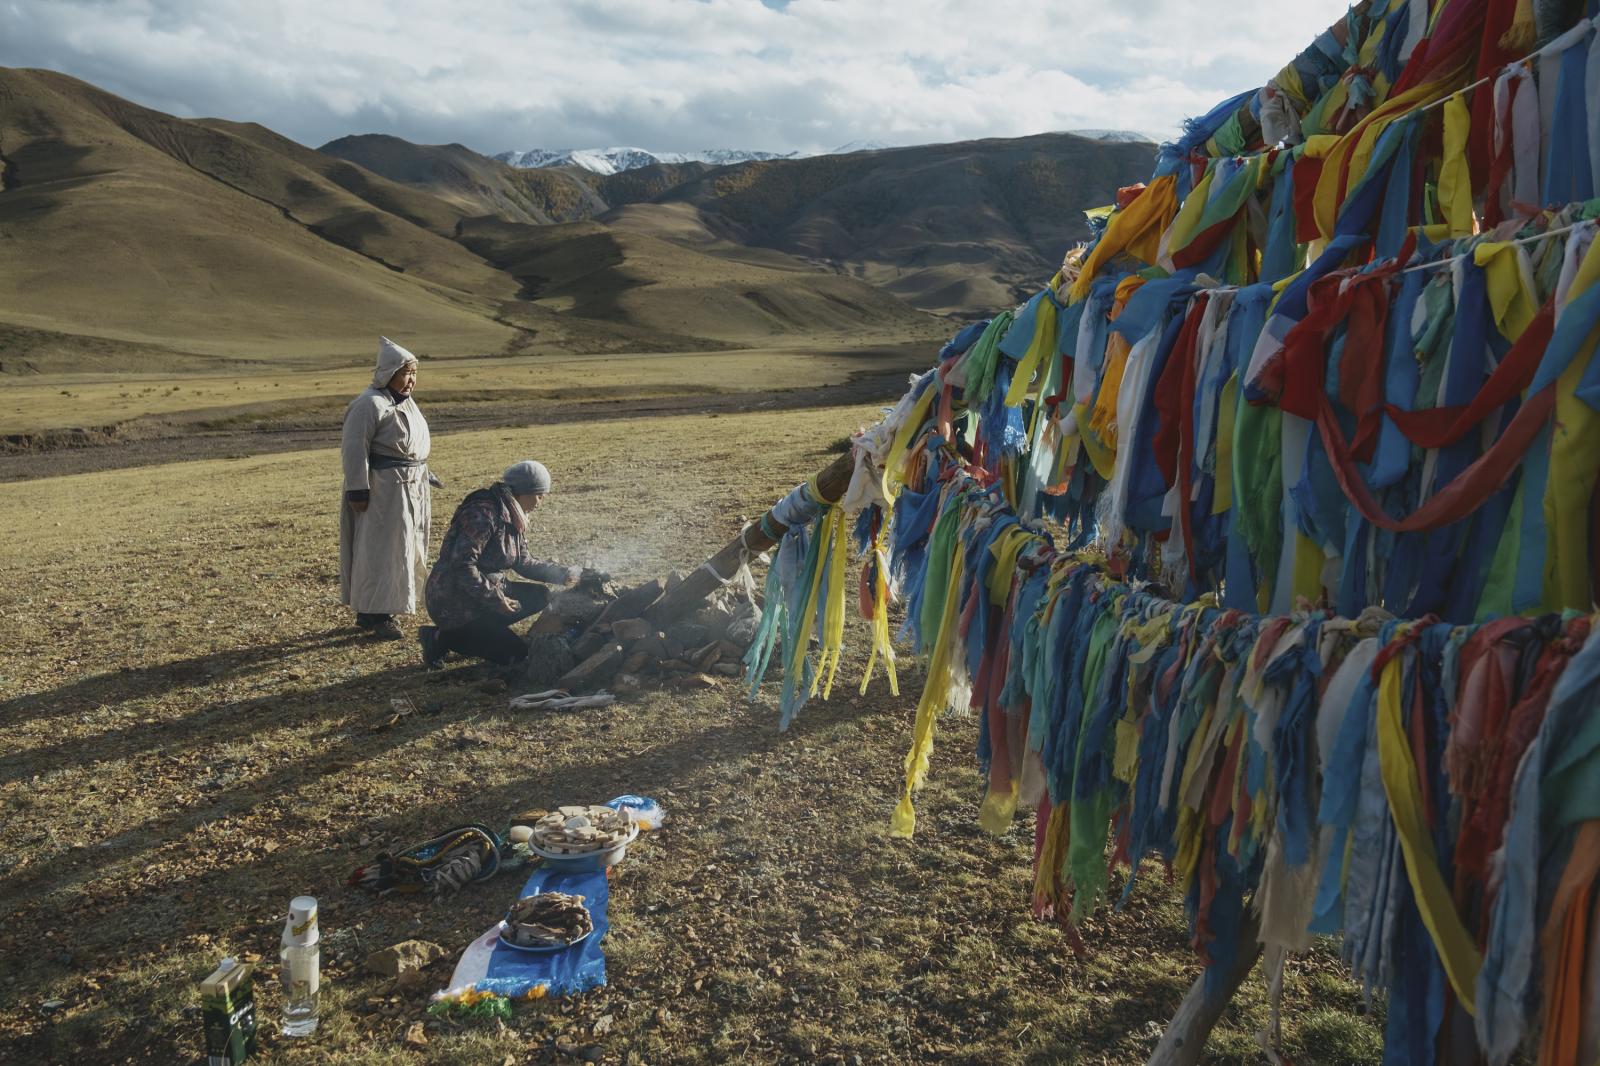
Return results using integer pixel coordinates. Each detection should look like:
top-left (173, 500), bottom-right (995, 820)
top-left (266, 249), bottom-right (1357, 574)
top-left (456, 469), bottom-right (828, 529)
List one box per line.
top-left (1265, 265), bottom-right (1554, 534)
top-left (1385, 298), bottom-right (1556, 448)
top-left (1153, 297), bottom-right (1211, 581)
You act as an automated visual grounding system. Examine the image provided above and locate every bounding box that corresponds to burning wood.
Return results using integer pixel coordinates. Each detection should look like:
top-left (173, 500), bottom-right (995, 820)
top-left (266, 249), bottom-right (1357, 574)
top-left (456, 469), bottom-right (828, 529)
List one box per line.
top-left (522, 573), bottom-right (762, 695)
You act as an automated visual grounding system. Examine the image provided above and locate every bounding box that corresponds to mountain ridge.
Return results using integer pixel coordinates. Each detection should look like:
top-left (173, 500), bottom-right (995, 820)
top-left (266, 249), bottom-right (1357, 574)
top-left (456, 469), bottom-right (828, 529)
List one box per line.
top-left (495, 146), bottom-right (800, 174)
top-left (0, 67), bottom-right (940, 372)
top-left (645, 133), bottom-right (1159, 314)
top-left (324, 131), bottom-right (1158, 316)
top-left (490, 130), bottom-right (1155, 175)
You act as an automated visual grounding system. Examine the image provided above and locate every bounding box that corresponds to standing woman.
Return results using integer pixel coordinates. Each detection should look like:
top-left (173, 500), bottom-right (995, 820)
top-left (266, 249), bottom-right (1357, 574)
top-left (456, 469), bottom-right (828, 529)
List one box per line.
top-left (340, 337), bottom-right (435, 640)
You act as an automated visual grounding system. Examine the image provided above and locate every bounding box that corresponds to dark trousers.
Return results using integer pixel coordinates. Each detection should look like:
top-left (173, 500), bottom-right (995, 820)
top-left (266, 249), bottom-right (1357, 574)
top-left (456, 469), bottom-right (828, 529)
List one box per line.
top-left (436, 582), bottom-right (549, 665)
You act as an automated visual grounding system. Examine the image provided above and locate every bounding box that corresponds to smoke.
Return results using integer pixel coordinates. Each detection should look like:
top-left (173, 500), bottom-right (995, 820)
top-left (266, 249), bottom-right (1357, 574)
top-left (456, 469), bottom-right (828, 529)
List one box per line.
top-left (572, 540), bottom-right (671, 584)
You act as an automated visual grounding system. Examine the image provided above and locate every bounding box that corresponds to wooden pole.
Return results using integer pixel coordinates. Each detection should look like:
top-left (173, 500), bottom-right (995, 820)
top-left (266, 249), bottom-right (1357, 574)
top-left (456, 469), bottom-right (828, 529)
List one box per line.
top-left (650, 432), bottom-right (1273, 1064)
top-left (1147, 905), bottom-right (1264, 1066)
top-left (644, 450), bottom-right (856, 628)
top-left (651, 444), bottom-right (1270, 1063)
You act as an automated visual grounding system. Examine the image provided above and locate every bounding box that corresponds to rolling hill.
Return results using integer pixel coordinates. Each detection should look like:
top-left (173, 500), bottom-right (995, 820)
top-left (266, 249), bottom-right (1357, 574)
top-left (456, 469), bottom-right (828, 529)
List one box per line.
top-left (454, 218), bottom-right (928, 344)
top-left (0, 68), bottom-right (940, 373)
top-left (647, 135), bottom-right (1159, 315)
top-left (323, 133), bottom-right (1158, 316)
top-left (316, 134), bottom-right (614, 225)
top-left (0, 69), bottom-right (516, 367)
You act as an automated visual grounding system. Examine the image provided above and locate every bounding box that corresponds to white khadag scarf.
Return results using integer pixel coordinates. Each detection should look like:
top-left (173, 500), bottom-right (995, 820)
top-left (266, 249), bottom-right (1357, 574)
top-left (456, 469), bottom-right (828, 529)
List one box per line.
top-left (506, 488), bottom-right (528, 534)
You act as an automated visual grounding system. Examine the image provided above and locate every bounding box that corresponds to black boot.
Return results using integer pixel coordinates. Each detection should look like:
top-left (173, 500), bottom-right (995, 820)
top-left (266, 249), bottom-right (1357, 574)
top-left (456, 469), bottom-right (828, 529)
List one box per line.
top-left (357, 613), bottom-right (403, 640)
top-left (418, 625), bottom-right (444, 668)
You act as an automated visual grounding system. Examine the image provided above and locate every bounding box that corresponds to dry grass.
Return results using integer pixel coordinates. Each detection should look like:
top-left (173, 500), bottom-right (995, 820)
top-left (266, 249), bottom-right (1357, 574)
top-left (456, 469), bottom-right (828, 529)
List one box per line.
top-left (0, 404), bottom-right (1382, 1065)
top-left (0, 344), bottom-right (934, 438)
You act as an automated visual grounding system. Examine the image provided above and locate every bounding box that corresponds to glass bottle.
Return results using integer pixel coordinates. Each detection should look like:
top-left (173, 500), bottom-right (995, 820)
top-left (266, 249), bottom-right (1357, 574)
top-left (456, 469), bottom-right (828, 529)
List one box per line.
top-left (279, 896), bottom-right (320, 1037)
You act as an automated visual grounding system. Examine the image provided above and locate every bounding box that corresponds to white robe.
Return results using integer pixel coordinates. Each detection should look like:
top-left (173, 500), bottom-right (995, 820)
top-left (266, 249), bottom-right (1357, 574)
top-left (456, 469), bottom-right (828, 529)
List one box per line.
top-left (339, 386), bottom-right (431, 615)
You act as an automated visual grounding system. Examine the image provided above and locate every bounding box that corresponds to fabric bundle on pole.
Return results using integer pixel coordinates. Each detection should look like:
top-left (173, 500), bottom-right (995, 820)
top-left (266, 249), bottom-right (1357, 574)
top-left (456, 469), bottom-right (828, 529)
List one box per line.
top-left (732, 1), bottom-right (1600, 1060)
top-left (742, 475), bottom-right (853, 729)
top-left (758, 435), bottom-right (1600, 1062)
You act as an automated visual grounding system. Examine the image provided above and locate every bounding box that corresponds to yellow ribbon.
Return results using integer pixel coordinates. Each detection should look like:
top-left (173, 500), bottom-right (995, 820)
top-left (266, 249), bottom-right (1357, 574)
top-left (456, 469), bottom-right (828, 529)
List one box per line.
top-left (1438, 94), bottom-right (1475, 238)
top-left (1069, 174), bottom-right (1179, 302)
top-left (1004, 292), bottom-right (1059, 409)
top-left (1212, 371), bottom-right (1238, 515)
top-left (809, 507), bottom-right (850, 701)
top-left (987, 527), bottom-right (1034, 608)
top-left (977, 782), bottom-right (1019, 836)
top-left (1032, 802), bottom-right (1072, 909)
top-left (890, 544), bottom-right (966, 837)
top-left (1544, 239), bottom-right (1600, 609)
top-left (1073, 402), bottom-right (1116, 480)
top-left (1292, 530), bottom-right (1325, 605)
top-left (1126, 611), bottom-right (1174, 666)
top-left (1474, 241), bottom-right (1539, 341)
top-left (1089, 332), bottom-right (1133, 449)
top-left (881, 387), bottom-right (935, 503)
top-left (1311, 81), bottom-right (1453, 241)
top-left (1502, 0), bottom-right (1537, 51)
top-left (785, 508), bottom-right (831, 700)
top-left (1375, 653), bottom-right (1482, 1013)
top-left (1164, 162), bottom-right (1218, 257)
top-left (1115, 611), bottom-right (1174, 783)
top-left (859, 525), bottom-right (900, 698)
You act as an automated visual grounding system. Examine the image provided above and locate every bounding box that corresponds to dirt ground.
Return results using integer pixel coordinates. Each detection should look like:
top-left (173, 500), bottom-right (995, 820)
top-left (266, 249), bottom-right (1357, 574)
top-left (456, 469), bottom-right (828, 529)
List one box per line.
top-left (0, 398), bottom-right (1385, 1065)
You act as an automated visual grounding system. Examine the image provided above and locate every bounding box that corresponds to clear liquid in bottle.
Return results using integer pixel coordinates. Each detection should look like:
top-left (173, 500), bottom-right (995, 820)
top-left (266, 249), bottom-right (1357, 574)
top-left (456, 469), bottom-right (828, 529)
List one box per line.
top-left (279, 896), bottom-right (320, 1037)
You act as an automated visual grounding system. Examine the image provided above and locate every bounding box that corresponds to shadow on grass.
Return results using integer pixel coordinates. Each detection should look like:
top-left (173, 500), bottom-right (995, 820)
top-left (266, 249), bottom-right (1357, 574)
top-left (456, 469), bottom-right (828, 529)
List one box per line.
top-left (2, 673), bottom-right (868, 907)
top-left (0, 626), bottom-right (366, 734)
top-left (0, 662), bottom-right (880, 1062)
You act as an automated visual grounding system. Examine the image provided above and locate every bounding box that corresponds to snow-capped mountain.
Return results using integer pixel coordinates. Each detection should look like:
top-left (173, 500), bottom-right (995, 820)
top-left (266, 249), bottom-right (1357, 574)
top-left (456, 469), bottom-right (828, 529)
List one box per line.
top-left (1066, 129), bottom-right (1157, 143)
top-left (494, 146), bottom-right (798, 174)
top-left (495, 132), bottom-right (1152, 175)
top-left (830, 140), bottom-right (895, 154)
top-left (687, 148), bottom-right (801, 167)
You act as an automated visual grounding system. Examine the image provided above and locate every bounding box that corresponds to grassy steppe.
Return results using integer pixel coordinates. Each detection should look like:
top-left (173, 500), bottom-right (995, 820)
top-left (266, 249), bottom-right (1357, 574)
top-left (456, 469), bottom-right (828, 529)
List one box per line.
top-left (0, 404), bottom-right (1382, 1064)
top-left (0, 343), bottom-right (925, 437)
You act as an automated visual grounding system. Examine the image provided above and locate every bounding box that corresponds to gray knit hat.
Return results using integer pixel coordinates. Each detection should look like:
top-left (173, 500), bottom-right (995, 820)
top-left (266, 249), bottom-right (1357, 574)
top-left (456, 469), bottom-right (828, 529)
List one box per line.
top-left (503, 460), bottom-right (552, 496)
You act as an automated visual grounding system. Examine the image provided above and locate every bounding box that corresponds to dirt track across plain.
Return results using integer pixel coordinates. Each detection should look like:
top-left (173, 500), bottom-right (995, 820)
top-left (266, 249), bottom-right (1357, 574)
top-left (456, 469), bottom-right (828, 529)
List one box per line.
top-left (1, 342), bottom-right (933, 482)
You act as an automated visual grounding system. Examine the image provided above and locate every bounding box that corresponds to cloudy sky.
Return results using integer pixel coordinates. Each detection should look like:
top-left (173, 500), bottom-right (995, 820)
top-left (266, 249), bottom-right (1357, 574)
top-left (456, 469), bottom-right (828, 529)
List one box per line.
top-left (4, 0), bottom-right (1351, 155)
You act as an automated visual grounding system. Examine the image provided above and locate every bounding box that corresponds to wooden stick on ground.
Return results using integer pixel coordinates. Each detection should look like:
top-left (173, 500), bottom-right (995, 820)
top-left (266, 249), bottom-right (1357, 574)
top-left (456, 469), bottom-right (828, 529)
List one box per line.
top-left (644, 450), bottom-right (855, 628)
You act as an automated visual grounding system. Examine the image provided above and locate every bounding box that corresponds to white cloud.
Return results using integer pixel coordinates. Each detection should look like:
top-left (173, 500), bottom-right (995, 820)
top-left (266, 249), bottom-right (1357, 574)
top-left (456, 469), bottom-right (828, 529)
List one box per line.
top-left (2, 0), bottom-right (1352, 153)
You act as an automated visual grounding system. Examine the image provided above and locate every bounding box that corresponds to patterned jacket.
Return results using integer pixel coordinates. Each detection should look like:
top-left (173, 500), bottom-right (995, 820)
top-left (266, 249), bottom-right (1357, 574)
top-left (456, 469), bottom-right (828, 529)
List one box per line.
top-left (425, 483), bottom-right (568, 629)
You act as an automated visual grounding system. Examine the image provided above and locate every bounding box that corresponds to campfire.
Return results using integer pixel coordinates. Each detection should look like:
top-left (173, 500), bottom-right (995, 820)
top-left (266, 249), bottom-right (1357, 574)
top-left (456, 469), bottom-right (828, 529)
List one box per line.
top-left (523, 570), bottom-right (762, 695)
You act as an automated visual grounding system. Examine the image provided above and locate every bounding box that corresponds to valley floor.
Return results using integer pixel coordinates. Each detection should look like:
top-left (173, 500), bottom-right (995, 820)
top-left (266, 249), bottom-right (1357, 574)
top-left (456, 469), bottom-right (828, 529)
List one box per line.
top-left (0, 341), bottom-right (934, 481)
top-left (0, 387), bottom-right (1384, 1064)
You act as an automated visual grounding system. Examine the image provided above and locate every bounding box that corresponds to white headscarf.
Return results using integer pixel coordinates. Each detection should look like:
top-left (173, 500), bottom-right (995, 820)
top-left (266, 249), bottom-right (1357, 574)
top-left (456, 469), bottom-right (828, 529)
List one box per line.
top-left (372, 336), bottom-right (418, 389)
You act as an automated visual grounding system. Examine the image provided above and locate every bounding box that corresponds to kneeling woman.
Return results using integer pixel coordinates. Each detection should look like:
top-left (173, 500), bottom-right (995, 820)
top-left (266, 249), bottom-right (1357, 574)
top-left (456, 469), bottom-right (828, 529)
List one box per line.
top-left (420, 460), bottom-right (580, 667)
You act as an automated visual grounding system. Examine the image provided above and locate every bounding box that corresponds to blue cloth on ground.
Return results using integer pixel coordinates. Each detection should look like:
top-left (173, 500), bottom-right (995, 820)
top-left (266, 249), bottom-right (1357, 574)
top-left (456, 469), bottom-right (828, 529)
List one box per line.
top-left (448, 865), bottom-right (611, 999)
